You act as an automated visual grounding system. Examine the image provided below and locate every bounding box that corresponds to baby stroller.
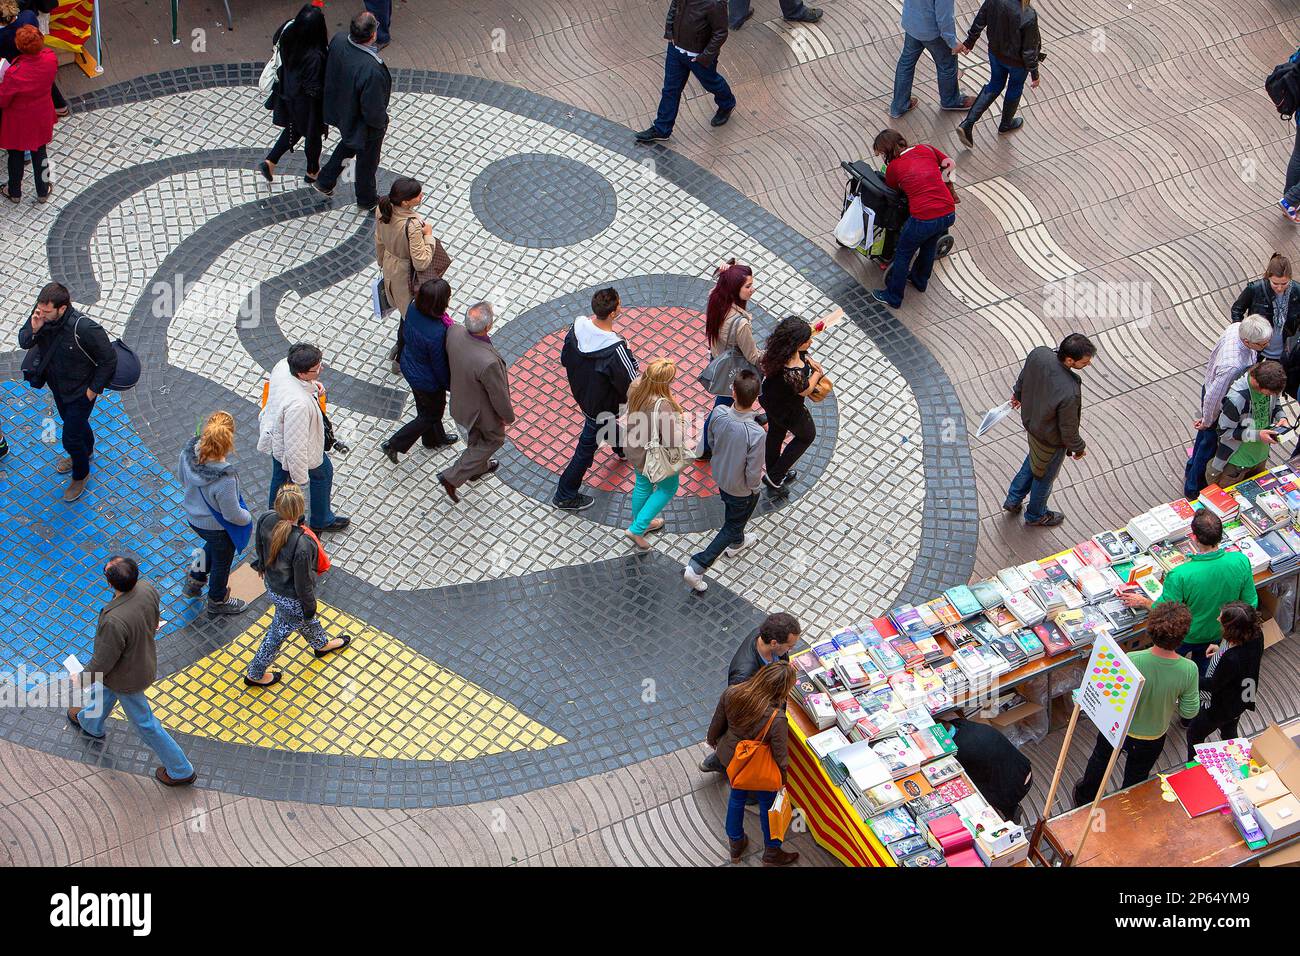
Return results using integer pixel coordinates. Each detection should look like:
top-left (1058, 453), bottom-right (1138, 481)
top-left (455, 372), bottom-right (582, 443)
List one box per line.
top-left (836, 160), bottom-right (954, 270)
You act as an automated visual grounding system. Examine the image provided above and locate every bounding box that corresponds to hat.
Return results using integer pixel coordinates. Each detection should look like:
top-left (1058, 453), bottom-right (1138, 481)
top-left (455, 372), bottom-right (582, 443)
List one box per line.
top-left (14, 24), bottom-right (43, 55)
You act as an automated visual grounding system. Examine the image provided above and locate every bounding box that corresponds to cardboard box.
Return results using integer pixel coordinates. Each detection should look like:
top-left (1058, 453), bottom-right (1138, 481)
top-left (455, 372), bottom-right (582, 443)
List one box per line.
top-left (1239, 769), bottom-right (1292, 809)
top-left (1263, 618), bottom-right (1286, 650)
top-left (975, 831), bottom-right (1031, 867)
top-left (1253, 724), bottom-right (1300, 791)
top-left (1254, 794), bottom-right (1300, 842)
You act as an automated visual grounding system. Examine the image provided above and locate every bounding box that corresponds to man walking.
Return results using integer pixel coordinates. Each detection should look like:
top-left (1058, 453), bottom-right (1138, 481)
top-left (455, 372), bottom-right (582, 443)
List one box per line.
top-left (1003, 333), bottom-right (1095, 528)
top-left (1071, 601), bottom-right (1199, 807)
top-left (635, 0), bottom-right (735, 143)
top-left (439, 302), bottom-right (515, 503)
top-left (727, 0), bottom-right (821, 30)
top-left (1185, 316), bottom-right (1270, 499)
top-left (17, 281), bottom-right (116, 503)
top-left (684, 370), bottom-right (764, 592)
top-left (889, 0), bottom-right (975, 117)
top-left (312, 11), bottom-right (391, 212)
top-left (67, 556), bottom-right (196, 787)
top-left (553, 287), bottom-right (639, 513)
top-left (259, 343), bottom-right (351, 532)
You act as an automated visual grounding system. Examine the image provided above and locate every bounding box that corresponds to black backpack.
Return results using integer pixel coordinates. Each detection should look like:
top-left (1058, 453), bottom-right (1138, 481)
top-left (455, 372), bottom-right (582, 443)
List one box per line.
top-left (1266, 56), bottom-right (1300, 119)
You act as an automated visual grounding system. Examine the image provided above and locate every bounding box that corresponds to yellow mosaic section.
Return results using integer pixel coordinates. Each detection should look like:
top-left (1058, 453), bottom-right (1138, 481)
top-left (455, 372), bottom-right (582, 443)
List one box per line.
top-left (124, 603), bottom-right (566, 760)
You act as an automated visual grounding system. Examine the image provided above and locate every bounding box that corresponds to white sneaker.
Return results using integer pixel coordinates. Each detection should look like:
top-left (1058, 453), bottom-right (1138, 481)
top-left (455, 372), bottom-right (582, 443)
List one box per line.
top-left (683, 564), bottom-right (708, 592)
top-left (723, 532), bottom-right (758, 558)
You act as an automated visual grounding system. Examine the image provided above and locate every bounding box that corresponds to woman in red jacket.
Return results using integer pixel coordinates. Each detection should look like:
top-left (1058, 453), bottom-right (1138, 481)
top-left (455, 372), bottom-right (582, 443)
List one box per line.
top-left (869, 128), bottom-right (957, 309)
top-left (0, 24), bottom-right (56, 202)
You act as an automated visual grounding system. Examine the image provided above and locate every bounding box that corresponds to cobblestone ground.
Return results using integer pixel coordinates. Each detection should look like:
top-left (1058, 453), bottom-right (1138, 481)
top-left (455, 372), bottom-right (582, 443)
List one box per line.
top-left (1, 0), bottom-right (1299, 866)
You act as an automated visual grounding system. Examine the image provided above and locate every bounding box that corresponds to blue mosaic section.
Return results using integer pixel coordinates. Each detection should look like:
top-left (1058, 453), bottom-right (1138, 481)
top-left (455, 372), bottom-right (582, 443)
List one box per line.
top-left (0, 382), bottom-right (202, 681)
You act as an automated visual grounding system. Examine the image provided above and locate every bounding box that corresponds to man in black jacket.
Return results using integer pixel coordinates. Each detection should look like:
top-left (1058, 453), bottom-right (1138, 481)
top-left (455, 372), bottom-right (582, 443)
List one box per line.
top-left (312, 11), bottom-right (392, 211)
top-left (553, 288), bottom-right (639, 511)
top-left (636, 0), bottom-right (736, 142)
top-left (17, 282), bottom-right (116, 503)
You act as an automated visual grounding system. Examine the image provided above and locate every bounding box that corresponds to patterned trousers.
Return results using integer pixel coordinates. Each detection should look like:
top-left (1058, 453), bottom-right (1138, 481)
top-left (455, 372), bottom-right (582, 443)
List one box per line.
top-left (247, 593), bottom-right (331, 680)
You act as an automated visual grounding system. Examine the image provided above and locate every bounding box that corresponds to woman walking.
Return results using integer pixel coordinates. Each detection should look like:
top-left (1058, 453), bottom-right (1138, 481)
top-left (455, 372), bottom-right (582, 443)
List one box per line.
top-left (376, 176), bottom-right (437, 316)
top-left (705, 661), bottom-right (800, 866)
top-left (1184, 602), bottom-right (1264, 761)
top-left (699, 260), bottom-right (763, 459)
top-left (759, 317), bottom-right (825, 495)
top-left (259, 4), bottom-right (329, 184)
top-left (179, 411), bottom-right (254, 615)
top-left (0, 24), bottom-right (55, 202)
top-left (954, 0), bottom-right (1043, 148)
top-left (869, 129), bottom-right (957, 310)
top-left (245, 484), bottom-right (352, 687)
top-left (382, 278), bottom-right (459, 461)
top-left (623, 358), bottom-right (687, 551)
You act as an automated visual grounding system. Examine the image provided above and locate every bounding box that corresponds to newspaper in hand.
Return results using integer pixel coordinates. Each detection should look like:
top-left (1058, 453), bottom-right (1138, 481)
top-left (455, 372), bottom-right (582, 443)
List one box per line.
top-left (975, 400), bottom-right (1015, 438)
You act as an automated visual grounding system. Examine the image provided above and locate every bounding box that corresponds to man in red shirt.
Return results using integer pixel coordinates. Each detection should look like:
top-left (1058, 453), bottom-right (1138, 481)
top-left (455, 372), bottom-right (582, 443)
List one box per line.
top-left (868, 130), bottom-right (956, 309)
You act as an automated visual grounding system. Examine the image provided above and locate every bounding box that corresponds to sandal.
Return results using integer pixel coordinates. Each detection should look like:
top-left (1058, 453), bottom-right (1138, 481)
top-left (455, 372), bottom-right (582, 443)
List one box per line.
top-left (243, 669), bottom-right (282, 687)
top-left (313, 634), bottom-right (353, 658)
top-left (0, 186), bottom-right (18, 203)
top-left (623, 530), bottom-right (653, 552)
top-left (304, 171), bottom-right (319, 183)
top-left (646, 517), bottom-right (665, 533)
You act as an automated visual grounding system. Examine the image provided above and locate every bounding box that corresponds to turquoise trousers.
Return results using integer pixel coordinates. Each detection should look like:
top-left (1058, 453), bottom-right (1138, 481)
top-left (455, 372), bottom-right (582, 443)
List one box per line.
top-left (629, 471), bottom-right (679, 534)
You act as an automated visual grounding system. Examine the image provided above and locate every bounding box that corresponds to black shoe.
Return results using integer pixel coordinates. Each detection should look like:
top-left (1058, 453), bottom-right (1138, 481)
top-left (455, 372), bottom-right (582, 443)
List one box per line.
top-left (730, 9), bottom-right (754, 28)
top-left (711, 108), bottom-right (733, 128)
top-left (635, 127), bottom-right (669, 143)
top-left (422, 435), bottom-right (460, 449)
top-left (257, 159), bottom-right (274, 182)
top-left (612, 447), bottom-right (627, 461)
top-left (206, 597), bottom-right (248, 616)
top-left (998, 96), bottom-right (1023, 133)
top-left (0, 435), bottom-right (7, 457)
top-left (908, 277), bottom-right (928, 293)
top-left (553, 493), bottom-right (595, 512)
top-left (310, 181), bottom-right (335, 198)
top-left (381, 443), bottom-right (400, 464)
top-left (999, 117), bottom-right (1024, 133)
top-left (311, 516), bottom-right (351, 532)
top-left (956, 123), bottom-right (975, 148)
top-left (1025, 510), bottom-right (1065, 527)
top-left (183, 576), bottom-right (204, 598)
top-left (469, 459), bottom-right (500, 481)
top-left (762, 473), bottom-right (786, 491)
top-left (783, 470), bottom-right (799, 486)
top-left (357, 202), bottom-right (377, 214)
top-left (785, 8), bottom-right (822, 22)
top-left (697, 450), bottom-right (713, 461)
top-left (1003, 501), bottom-right (1023, 515)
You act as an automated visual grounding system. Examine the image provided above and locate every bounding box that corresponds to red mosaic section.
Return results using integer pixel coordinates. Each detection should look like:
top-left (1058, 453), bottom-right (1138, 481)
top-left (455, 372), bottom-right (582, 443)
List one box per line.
top-left (509, 306), bottom-right (720, 496)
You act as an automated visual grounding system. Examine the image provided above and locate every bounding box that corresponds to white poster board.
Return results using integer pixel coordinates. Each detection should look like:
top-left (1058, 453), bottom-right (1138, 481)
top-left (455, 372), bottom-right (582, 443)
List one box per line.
top-left (1077, 633), bottom-right (1145, 748)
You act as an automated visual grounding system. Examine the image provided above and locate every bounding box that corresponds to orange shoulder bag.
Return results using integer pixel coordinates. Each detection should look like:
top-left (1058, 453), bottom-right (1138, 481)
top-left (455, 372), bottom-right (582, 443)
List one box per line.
top-left (727, 709), bottom-right (783, 791)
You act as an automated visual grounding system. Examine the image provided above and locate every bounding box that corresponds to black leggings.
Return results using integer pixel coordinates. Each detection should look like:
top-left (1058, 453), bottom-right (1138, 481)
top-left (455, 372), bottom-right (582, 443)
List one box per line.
top-left (6, 146), bottom-right (48, 198)
top-left (1184, 712), bottom-right (1240, 763)
top-left (266, 127), bottom-right (323, 174)
top-left (765, 403), bottom-right (815, 483)
top-left (52, 83), bottom-right (67, 110)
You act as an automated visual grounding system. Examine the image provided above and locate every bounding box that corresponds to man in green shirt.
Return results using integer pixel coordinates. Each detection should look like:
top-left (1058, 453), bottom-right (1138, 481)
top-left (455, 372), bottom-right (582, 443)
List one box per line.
top-left (1120, 510), bottom-right (1256, 675)
top-left (1072, 602), bottom-right (1200, 807)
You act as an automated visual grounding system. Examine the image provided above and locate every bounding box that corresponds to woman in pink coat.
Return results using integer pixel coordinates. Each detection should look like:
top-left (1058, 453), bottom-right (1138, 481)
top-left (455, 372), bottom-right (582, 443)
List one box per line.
top-left (0, 25), bottom-right (56, 202)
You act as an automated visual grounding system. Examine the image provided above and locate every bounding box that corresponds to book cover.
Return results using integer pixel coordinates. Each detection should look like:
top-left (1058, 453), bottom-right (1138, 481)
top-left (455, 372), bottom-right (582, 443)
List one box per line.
top-left (970, 580), bottom-right (1004, 610)
top-left (1032, 620), bottom-right (1072, 657)
top-left (1011, 627), bottom-right (1045, 659)
top-left (872, 615), bottom-right (899, 640)
top-left (1055, 552), bottom-right (1085, 582)
top-left (944, 585), bottom-right (983, 619)
top-left (1073, 539), bottom-right (1111, 569)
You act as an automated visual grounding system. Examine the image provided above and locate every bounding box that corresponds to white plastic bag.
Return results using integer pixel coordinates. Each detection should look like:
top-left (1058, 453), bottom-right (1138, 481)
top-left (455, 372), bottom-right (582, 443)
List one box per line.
top-left (835, 195), bottom-right (866, 248)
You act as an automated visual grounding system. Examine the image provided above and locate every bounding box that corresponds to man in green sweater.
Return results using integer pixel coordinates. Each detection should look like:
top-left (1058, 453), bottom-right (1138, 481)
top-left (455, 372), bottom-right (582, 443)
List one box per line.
top-left (1120, 510), bottom-right (1257, 676)
top-left (1072, 602), bottom-right (1200, 807)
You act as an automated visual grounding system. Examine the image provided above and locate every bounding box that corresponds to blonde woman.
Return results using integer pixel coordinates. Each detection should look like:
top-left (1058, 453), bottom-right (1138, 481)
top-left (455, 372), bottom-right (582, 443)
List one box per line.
top-left (246, 484), bottom-right (352, 686)
top-left (179, 411), bottom-right (253, 615)
top-left (622, 358), bottom-right (686, 550)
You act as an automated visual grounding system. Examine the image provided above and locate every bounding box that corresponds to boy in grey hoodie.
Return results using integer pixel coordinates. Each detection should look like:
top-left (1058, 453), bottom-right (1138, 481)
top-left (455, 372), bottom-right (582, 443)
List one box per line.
top-left (178, 431), bottom-right (254, 614)
top-left (684, 371), bottom-right (765, 592)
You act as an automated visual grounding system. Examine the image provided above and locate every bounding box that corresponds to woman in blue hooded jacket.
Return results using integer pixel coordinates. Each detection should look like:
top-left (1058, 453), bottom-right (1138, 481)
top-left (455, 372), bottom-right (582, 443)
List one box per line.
top-left (382, 278), bottom-right (458, 462)
top-left (179, 410), bottom-right (254, 614)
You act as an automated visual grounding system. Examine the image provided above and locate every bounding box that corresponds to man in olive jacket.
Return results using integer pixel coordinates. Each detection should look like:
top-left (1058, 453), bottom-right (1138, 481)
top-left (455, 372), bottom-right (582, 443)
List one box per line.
top-left (1003, 333), bottom-right (1096, 528)
top-left (67, 556), bottom-right (197, 786)
top-left (313, 11), bottom-right (392, 211)
top-left (635, 0), bottom-right (736, 142)
top-left (438, 301), bottom-right (516, 502)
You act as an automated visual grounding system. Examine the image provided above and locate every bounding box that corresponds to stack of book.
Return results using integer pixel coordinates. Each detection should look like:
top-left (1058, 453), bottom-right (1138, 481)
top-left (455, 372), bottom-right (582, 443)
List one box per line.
top-left (1259, 529), bottom-right (1300, 573)
top-left (1054, 606), bottom-right (1112, 648)
top-left (870, 733), bottom-right (926, 780)
top-left (1199, 484), bottom-right (1239, 519)
top-left (943, 585), bottom-right (983, 620)
top-left (1006, 589), bottom-right (1046, 627)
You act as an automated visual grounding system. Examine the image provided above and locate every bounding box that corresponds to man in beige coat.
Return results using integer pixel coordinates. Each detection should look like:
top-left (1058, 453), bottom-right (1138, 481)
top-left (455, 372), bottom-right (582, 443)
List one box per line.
top-left (438, 301), bottom-right (515, 502)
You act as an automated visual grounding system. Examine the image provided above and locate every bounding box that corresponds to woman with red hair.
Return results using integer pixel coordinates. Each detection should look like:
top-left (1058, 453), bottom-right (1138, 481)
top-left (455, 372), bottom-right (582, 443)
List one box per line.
top-left (0, 23), bottom-right (56, 202)
top-left (699, 260), bottom-right (762, 459)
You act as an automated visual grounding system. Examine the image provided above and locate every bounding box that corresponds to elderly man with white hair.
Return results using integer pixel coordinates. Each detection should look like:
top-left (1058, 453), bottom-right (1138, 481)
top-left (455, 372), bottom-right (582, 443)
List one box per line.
top-left (438, 301), bottom-right (516, 503)
top-left (1186, 314), bottom-right (1273, 499)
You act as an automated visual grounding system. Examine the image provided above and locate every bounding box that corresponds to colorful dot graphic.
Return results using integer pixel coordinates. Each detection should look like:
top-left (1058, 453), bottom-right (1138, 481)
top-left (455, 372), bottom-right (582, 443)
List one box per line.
top-left (1091, 649), bottom-right (1134, 712)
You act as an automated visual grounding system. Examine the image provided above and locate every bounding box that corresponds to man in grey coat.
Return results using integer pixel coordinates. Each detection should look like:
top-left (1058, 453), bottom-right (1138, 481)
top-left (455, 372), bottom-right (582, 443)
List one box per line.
top-left (438, 302), bottom-right (516, 503)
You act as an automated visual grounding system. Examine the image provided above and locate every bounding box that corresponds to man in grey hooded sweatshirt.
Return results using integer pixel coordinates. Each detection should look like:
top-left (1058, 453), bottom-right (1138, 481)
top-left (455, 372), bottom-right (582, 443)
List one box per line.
top-left (178, 414), bottom-right (254, 615)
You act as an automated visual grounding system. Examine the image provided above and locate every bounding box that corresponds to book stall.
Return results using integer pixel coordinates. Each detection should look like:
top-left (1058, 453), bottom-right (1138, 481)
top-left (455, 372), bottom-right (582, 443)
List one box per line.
top-left (784, 463), bottom-right (1300, 868)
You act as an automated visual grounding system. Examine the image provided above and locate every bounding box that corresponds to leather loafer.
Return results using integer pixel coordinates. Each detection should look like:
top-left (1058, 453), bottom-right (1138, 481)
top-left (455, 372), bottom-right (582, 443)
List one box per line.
top-left (439, 473), bottom-right (460, 503)
top-left (710, 108), bottom-right (733, 128)
top-left (310, 516), bottom-right (351, 533)
top-left (469, 459), bottom-right (500, 481)
top-left (155, 767), bottom-right (197, 787)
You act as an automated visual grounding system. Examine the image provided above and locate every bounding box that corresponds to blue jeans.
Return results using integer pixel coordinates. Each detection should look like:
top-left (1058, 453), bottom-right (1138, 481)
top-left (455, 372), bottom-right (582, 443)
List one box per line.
top-left (188, 523), bottom-right (236, 602)
top-left (726, 787), bottom-right (781, 847)
top-left (1184, 428), bottom-right (1218, 501)
top-left (364, 0), bottom-right (392, 43)
top-left (691, 490), bottom-right (759, 572)
top-left (891, 33), bottom-right (964, 114)
top-left (882, 212), bottom-right (956, 306)
top-left (77, 684), bottom-right (194, 780)
top-left (1004, 446), bottom-right (1066, 523)
top-left (269, 454), bottom-right (336, 528)
top-left (981, 52), bottom-right (1028, 106)
top-left (652, 43), bottom-right (736, 136)
top-left (700, 395), bottom-right (734, 456)
top-left (1285, 121), bottom-right (1300, 206)
top-left (555, 414), bottom-right (621, 503)
top-left (728, 0), bottom-right (807, 26)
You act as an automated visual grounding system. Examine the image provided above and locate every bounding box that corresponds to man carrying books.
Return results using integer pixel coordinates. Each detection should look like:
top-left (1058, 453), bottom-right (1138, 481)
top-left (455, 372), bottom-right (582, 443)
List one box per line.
top-left (1118, 510), bottom-right (1256, 675)
top-left (1003, 334), bottom-right (1096, 528)
top-left (1071, 602), bottom-right (1201, 808)
top-left (1204, 360), bottom-right (1289, 491)
top-left (1185, 315), bottom-right (1271, 500)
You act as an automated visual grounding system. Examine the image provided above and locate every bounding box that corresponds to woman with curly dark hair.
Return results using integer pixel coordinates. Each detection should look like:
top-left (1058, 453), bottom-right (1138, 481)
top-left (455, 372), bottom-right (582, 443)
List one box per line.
top-left (758, 316), bottom-right (824, 494)
top-left (1184, 601), bottom-right (1264, 760)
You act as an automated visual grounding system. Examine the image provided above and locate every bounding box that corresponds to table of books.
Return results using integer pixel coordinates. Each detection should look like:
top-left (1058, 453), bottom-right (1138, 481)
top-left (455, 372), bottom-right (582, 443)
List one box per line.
top-left (781, 463), bottom-right (1300, 867)
top-left (1042, 720), bottom-right (1300, 867)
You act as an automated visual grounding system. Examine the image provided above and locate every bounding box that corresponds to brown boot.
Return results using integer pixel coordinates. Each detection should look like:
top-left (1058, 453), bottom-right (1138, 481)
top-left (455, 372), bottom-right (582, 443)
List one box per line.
top-left (762, 845), bottom-right (800, 867)
top-left (728, 836), bottom-right (749, 863)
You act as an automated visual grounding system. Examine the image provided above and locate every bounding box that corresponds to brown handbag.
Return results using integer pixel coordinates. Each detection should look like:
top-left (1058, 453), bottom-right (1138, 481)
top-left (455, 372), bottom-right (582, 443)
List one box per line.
top-left (406, 219), bottom-right (452, 296)
top-left (810, 371), bottom-right (833, 402)
top-left (727, 708), bottom-right (784, 791)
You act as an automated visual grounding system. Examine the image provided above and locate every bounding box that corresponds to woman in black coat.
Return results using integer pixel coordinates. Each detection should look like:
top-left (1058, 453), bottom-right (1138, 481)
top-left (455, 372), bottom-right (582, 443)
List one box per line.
top-left (1231, 253), bottom-right (1300, 391)
top-left (1184, 601), bottom-right (1264, 761)
top-left (259, 4), bottom-right (328, 184)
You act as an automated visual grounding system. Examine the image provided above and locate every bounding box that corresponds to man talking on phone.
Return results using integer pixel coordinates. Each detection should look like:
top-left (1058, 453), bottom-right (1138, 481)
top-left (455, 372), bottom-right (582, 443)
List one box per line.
top-left (17, 282), bottom-right (117, 503)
